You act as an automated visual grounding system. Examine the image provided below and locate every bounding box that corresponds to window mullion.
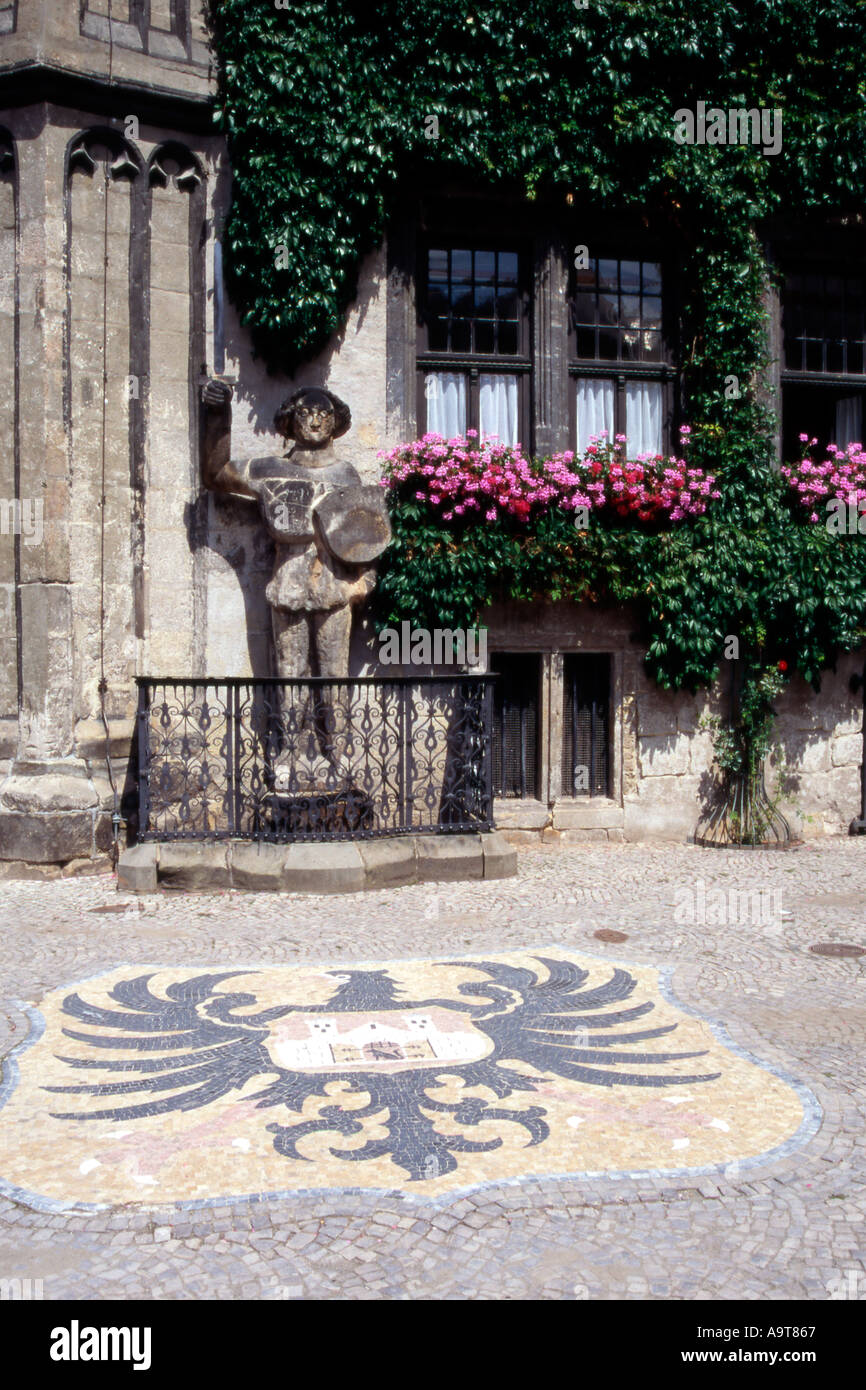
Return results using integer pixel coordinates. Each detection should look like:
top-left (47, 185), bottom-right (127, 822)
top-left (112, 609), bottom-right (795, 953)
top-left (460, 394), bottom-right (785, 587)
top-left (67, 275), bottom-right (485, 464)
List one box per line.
top-left (469, 366), bottom-right (479, 435)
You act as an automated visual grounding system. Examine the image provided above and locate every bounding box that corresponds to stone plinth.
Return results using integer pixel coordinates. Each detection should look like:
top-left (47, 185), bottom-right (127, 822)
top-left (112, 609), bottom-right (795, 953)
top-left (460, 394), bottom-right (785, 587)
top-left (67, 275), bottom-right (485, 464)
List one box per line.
top-left (116, 831), bottom-right (517, 894)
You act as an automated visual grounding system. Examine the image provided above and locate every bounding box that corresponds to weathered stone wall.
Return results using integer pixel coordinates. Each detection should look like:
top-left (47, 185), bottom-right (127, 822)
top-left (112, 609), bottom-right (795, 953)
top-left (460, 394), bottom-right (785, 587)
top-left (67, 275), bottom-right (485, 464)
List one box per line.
top-left (2, 1), bottom-right (212, 99)
top-left (0, 81), bottom-right (390, 864)
top-left (0, 3), bottom-right (863, 865)
top-left (483, 601), bottom-right (864, 844)
top-left (772, 654), bottom-right (863, 838)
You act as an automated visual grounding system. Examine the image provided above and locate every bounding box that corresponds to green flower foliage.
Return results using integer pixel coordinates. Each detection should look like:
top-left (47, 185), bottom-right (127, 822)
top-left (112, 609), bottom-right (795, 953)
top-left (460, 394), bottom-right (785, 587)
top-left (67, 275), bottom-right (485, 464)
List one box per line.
top-left (210, 0), bottom-right (866, 729)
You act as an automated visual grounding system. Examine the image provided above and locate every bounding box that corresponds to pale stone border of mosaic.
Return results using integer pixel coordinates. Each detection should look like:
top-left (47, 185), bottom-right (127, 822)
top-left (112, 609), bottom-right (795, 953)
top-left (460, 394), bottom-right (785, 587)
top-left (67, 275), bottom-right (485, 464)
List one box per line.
top-left (0, 944), bottom-right (823, 1215)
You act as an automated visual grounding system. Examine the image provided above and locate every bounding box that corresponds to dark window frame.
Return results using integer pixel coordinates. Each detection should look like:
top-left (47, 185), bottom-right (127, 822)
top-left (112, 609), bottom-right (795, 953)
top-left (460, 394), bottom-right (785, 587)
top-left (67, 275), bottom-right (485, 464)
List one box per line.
top-left (490, 651), bottom-right (541, 801)
top-left (561, 652), bottom-right (612, 799)
top-left (780, 259), bottom-right (866, 459)
top-left (416, 236), bottom-right (532, 445)
top-left (566, 252), bottom-right (676, 456)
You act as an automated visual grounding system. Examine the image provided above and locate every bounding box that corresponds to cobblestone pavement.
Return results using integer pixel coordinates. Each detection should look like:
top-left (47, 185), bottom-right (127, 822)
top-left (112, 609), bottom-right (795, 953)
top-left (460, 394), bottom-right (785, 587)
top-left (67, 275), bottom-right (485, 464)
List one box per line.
top-left (0, 838), bottom-right (865, 1301)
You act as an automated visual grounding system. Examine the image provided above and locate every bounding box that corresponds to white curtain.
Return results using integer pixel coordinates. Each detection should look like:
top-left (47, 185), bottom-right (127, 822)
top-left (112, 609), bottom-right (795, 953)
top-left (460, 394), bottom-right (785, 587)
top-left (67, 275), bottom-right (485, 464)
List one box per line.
top-left (479, 374), bottom-right (519, 446)
top-left (576, 378), bottom-right (615, 455)
top-left (625, 380), bottom-right (663, 455)
top-left (425, 371), bottom-right (466, 437)
top-left (835, 395), bottom-right (863, 449)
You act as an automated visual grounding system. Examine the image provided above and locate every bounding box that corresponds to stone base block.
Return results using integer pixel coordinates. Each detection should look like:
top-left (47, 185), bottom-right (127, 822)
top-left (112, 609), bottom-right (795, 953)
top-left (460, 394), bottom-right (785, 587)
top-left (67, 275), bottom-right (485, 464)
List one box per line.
top-left (497, 829), bottom-right (549, 850)
top-left (116, 831), bottom-right (515, 894)
top-left (158, 842), bottom-right (231, 892)
top-left (1, 774), bottom-right (98, 813)
top-left (357, 838), bottom-right (417, 888)
top-left (62, 857), bottom-right (109, 878)
top-left (552, 799), bottom-right (624, 831)
top-left (1, 759), bottom-right (100, 812)
top-left (116, 842), bottom-right (158, 895)
top-left (416, 834), bottom-right (484, 882)
top-left (493, 799), bottom-right (550, 830)
top-left (282, 841), bottom-right (366, 894)
top-left (0, 810), bottom-right (98, 863)
top-left (481, 831), bottom-right (518, 879)
top-left (0, 761), bottom-right (118, 867)
top-left (229, 842), bottom-right (286, 892)
top-left (0, 859), bottom-right (64, 880)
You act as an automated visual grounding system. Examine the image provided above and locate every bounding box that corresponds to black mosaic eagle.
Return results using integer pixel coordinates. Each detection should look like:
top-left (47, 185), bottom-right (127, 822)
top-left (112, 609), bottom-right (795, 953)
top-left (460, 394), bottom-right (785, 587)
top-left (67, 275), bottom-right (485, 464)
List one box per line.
top-left (45, 958), bottom-right (720, 1181)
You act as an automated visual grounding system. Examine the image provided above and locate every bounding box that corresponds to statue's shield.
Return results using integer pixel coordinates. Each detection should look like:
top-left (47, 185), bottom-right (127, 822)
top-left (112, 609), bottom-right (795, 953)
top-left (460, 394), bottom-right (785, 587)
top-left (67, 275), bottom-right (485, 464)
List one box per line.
top-left (315, 486), bottom-right (392, 564)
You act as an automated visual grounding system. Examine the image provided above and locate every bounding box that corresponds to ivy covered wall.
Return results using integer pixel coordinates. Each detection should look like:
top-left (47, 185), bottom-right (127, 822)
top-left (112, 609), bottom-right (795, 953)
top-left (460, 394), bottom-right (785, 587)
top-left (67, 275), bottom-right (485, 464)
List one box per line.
top-left (209, 0), bottom-right (866, 709)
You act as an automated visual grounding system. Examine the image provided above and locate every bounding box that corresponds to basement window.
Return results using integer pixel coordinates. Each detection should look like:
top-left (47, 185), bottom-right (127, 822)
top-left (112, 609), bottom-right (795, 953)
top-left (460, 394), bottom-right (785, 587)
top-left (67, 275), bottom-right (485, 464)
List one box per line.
top-left (561, 653), bottom-right (611, 797)
top-left (490, 652), bottom-right (540, 799)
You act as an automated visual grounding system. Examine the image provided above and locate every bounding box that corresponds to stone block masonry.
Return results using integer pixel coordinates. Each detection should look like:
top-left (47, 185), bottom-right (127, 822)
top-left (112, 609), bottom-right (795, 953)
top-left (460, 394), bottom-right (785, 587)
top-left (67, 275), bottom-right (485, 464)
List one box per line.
top-left (0, 4), bottom-right (863, 866)
top-left (116, 832), bottom-right (517, 894)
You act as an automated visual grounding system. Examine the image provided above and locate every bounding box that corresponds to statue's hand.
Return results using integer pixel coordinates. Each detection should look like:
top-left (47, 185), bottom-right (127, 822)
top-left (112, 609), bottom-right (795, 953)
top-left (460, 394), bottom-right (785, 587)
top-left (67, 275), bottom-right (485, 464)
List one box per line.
top-left (349, 568), bottom-right (377, 603)
top-left (203, 378), bottom-right (233, 410)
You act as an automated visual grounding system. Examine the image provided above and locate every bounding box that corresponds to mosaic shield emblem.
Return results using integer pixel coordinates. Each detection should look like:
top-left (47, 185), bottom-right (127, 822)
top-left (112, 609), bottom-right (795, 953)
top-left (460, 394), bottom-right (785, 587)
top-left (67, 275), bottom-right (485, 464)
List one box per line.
top-left (0, 950), bottom-right (815, 1208)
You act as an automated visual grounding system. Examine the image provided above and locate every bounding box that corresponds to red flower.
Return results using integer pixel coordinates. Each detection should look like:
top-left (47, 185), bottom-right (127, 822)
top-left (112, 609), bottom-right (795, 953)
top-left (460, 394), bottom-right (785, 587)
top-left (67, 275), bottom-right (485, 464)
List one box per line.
top-left (778, 660), bottom-right (788, 672)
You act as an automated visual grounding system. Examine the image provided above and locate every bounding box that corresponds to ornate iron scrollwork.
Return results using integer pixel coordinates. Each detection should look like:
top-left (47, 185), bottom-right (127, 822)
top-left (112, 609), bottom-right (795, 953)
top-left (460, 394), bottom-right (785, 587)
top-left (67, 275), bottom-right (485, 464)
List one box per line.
top-left (136, 676), bottom-right (495, 842)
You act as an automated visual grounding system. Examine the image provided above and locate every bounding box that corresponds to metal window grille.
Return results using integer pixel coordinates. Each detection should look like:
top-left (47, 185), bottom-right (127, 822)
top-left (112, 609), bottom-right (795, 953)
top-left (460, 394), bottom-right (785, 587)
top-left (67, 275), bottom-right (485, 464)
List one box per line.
top-left (561, 654), bottom-right (610, 797)
top-left (490, 653), bottom-right (539, 799)
top-left (783, 270), bottom-right (866, 375)
top-left (570, 257), bottom-right (664, 364)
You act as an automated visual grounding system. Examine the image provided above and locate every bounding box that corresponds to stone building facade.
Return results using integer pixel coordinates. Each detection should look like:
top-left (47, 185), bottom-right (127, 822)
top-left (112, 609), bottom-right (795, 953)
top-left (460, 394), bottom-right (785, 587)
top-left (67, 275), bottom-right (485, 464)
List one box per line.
top-left (0, 2), bottom-right (862, 869)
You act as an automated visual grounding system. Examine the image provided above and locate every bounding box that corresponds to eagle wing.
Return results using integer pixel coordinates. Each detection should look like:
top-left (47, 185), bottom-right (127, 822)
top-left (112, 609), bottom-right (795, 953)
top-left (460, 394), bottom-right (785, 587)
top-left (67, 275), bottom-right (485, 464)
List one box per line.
top-left (44, 972), bottom-right (286, 1121)
top-left (455, 955), bottom-right (721, 1087)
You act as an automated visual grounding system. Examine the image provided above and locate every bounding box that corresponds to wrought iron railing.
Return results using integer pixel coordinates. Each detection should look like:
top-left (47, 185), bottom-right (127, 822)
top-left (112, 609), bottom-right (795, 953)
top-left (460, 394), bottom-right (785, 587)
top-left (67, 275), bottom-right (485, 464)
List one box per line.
top-left (135, 675), bottom-right (495, 842)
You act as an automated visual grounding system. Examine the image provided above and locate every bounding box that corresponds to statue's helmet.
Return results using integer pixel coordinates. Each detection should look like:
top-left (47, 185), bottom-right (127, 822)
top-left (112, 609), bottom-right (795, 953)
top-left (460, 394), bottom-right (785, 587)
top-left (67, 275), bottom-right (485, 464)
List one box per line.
top-left (274, 386), bottom-right (351, 440)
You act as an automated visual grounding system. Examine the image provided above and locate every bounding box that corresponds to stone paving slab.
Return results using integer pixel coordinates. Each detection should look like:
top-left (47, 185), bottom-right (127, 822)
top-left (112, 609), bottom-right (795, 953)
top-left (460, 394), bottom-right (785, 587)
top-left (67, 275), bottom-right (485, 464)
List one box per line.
top-left (0, 839), bottom-right (864, 1300)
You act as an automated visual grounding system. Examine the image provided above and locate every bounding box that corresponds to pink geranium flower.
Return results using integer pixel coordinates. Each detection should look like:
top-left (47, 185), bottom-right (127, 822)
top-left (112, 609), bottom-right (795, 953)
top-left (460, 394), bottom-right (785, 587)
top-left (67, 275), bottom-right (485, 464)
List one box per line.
top-left (378, 427), bottom-right (715, 526)
top-left (783, 439), bottom-right (866, 521)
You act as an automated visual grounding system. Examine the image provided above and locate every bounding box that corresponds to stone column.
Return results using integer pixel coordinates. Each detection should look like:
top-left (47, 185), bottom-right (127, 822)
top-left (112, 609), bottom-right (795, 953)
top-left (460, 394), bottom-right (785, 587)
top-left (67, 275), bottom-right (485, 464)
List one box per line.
top-left (546, 650), bottom-right (563, 804)
top-left (143, 145), bottom-right (205, 676)
top-left (385, 215), bottom-right (417, 446)
top-left (0, 110), bottom-right (109, 866)
top-left (0, 128), bottom-right (16, 770)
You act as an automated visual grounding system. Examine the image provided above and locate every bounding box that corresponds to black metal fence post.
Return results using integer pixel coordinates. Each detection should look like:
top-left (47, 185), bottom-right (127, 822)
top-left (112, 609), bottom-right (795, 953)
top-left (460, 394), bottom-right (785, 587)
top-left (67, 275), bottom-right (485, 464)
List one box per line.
top-left (482, 675), bottom-right (495, 828)
top-left (136, 678), bottom-right (151, 840)
top-left (232, 682), bottom-right (243, 835)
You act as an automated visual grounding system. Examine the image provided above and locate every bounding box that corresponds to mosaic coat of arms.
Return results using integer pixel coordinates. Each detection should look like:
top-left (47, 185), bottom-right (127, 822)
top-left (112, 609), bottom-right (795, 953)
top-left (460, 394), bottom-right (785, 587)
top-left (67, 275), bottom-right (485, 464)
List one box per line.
top-left (0, 950), bottom-right (811, 1206)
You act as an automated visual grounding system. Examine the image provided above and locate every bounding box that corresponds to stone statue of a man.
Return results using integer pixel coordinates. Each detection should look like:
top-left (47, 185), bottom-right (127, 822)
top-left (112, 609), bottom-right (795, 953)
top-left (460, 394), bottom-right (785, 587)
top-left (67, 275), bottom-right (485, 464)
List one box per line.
top-left (201, 381), bottom-right (391, 678)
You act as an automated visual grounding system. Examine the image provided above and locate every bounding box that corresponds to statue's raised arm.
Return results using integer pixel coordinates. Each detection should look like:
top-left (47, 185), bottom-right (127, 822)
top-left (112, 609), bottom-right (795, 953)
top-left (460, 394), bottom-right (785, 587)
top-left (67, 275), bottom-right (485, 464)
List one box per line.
top-left (201, 378), bottom-right (258, 499)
